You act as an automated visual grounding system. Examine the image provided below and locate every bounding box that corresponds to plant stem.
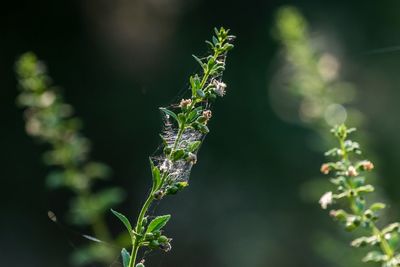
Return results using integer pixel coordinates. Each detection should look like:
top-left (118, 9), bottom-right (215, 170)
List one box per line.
top-left (372, 223), bottom-right (394, 258)
top-left (339, 137), bottom-right (348, 161)
top-left (127, 29), bottom-right (233, 266)
top-left (336, 126), bottom-right (394, 262)
top-left (129, 193), bottom-right (154, 267)
top-left (171, 52), bottom-right (218, 152)
top-left (172, 127), bottom-right (185, 151)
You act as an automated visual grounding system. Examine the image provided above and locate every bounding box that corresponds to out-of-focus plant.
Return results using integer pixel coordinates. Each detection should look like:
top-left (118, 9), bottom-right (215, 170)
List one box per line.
top-left (272, 6), bottom-right (360, 134)
top-left (273, 6), bottom-right (393, 267)
top-left (16, 53), bottom-right (125, 265)
top-left (111, 27), bottom-right (234, 267)
top-left (320, 124), bottom-right (400, 267)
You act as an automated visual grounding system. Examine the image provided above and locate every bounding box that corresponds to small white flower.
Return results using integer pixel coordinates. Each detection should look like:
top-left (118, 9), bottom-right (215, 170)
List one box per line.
top-left (347, 166), bottom-right (358, 177)
top-left (39, 91), bottom-right (56, 107)
top-left (319, 191), bottom-right (333, 209)
top-left (212, 80), bottom-right (227, 97)
top-left (187, 152), bottom-right (197, 164)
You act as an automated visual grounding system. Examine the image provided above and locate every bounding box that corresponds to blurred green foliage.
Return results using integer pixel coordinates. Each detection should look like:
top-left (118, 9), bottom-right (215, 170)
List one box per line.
top-left (273, 6), bottom-right (360, 131)
top-left (16, 52), bottom-right (125, 265)
top-left (273, 6), bottom-right (394, 267)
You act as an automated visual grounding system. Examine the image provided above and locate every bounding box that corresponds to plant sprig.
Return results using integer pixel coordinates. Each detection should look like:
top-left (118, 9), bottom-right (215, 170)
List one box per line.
top-left (112, 27), bottom-right (234, 267)
top-left (320, 124), bottom-right (400, 266)
top-left (15, 53), bottom-right (125, 265)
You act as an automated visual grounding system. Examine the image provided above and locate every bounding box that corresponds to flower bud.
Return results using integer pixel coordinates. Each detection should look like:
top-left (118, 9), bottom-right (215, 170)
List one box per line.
top-left (320, 163), bottom-right (330, 175)
top-left (158, 235), bottom-right (169, 243)
top-left (159, 242), bottom-right (172, 252)
top-left (361, 160), bottom-right (374, 171)
top-left (145, 232), bottom-right (154, 240)
top-left (347, 166), bottom-right (358, 177)
top-left (187, 152), bottom-right (197, 164)
top-left (202, 110), bottom-right (212, 120)
top-left (330, 209), bottom-right (347, 221)
top-left (153, 190), bottom-right (164, 200)
top-left (179, 99), bottom-right (192, 109)
top-left (166, 185), bottom-right (179, 195)
top-left (176, 181), bottom-right (189, 189)
top-left (149, 240), bottom-right (160, 249)
top-left (200, 110), bottom-right (212, 125)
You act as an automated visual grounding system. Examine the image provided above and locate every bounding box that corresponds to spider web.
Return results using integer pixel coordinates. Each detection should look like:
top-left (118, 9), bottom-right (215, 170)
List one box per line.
top-left (149, 52), bottom-right (227, 185)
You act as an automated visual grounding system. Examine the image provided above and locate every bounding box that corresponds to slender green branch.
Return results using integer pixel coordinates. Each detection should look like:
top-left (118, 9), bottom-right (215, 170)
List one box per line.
top-left (112, 27), bottom-right (234, 267)
top-left (129, 193), bottom-right (155, 267)
top-left (320, 124), bottom-right (400, 266)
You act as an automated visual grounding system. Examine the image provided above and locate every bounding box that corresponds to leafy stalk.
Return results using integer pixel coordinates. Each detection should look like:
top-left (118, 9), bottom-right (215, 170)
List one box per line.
top-left (320, 124), bottom-right (400, 266)
top-left (112, 27), bottom-right (234, 267)
top-left (15, 53), bottom-right (125, 265)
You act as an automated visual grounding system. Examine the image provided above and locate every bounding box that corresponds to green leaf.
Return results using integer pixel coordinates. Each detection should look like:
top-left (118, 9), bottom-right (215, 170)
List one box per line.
top-left (121, 248), bottom-right (130, 267)
top-left (146, 215), bottom-right (171, 233)
top-left (382, 223), bottom-right (400, 235)
top-left (212, 36), bottom-right (219, 45)
top-left (178, 113), bottom-right (186, 125)
top-left (190, 75), bottom-right (201, 96)
top-left (356, 185), bottom-right (374, 194)
top-left (330, 209), bottom-right (347, 222)
top-left (362, 251), bottom-right (388, 263)
top-left (196, 89), bottom-right (205, 98)
top-left (223, 43), bottom-right (234, 51)
top-left (111, 209), bottom-right (134, 239)
top-left (188, 141), bottom-right (201, 152)
top-left (324, 147), bottom-right (339, 157)
top-left (370, 202), bottom-right (386, 211)
top-left (150, 159), bottom-right (161, 190)
top-left (192, 55), bottom-right (204, 67)
top-left (199, 124), bottom-right (209, 134)
top-left (214, 27), bottom-right (219, 37)
top-left (188, 106), bottom-right (203, 122)
top-left (205, 40), bottom-right (214, 49)
top-left (160, 108), bottom-right (179, 124)
top-left (351, 235), bottom-right (379, 247)
top-left (172, 149), bottom-right (185, 161)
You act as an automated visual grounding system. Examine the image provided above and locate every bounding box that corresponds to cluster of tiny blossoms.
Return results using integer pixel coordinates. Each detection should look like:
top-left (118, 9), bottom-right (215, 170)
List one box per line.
top-left (112, 27), bottom-right (234, 267)
top-left (320, 124), bottom-right (400, 267)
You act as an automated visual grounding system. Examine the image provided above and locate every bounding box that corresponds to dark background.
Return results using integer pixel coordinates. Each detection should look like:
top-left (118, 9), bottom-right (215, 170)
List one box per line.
top-left (2, 0), bottom-right (400, 266)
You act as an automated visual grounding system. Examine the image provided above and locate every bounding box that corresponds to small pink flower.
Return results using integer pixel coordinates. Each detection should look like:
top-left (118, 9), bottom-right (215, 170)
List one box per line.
top-left (202, 110), bottom-right (212, 120)
top-left (179, 99), bottom-right (192, 109)
top-left (361, 161), bottom-right (374, 171)
top-left (320, 163), bottom-right (330, 175)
